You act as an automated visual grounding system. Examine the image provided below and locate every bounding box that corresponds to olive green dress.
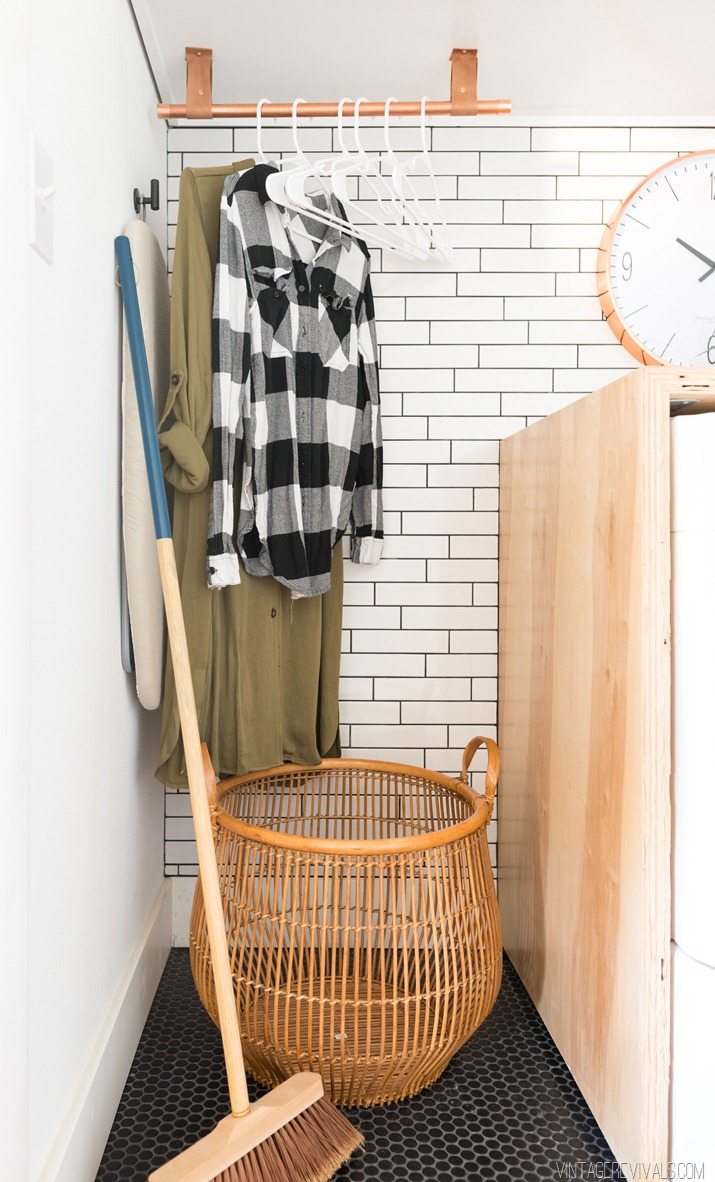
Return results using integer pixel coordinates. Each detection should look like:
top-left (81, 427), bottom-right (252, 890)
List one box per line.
top-left (156, 162), bottom-right (342, 786)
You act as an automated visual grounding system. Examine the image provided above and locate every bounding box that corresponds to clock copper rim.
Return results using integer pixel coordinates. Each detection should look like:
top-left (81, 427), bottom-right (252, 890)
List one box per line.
top-left (597, 149), bottom-right (715, 368)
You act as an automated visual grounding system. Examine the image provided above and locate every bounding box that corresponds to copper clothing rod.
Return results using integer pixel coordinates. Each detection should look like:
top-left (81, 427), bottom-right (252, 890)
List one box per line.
top-left (158, 99), bottom-right (512, 118)
top-left (157, 47), bottom-right (511, 121)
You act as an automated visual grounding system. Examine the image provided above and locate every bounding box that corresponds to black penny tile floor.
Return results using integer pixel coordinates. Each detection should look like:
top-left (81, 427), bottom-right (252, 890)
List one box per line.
top-left (96, 950), bottom-right (620, 1181)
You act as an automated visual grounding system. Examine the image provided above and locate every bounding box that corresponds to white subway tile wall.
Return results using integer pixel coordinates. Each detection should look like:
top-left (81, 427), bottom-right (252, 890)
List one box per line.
top-left (162, 119), bottom-right (711, 879)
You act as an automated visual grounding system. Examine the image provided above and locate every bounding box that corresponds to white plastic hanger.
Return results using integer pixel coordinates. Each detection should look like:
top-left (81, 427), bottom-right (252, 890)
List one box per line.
top-left (416, 94), bottom-right (454, 261)
top-left (329, 99), bottom-right (399, 224)
top-left (278, 98), bottom-right (419, 257)
top-left (323, 98), bottom-right (431, 258)
top-left (286, 98), bottom-right (362, 218)
top-left (391, 97), bottom-right (454, 263)
top-left (258, 95), bottom-right (447, 263)
top-left (265, 99), bottom-right (313, 196)
top-left (263, 99), bottom-right (328, 249)
top-left (327, 98), bottom-right (430, 258)
top-left (328, 98), bottom-right (354, 177)
top-left (380, 96), bottom-right (434, 256)
top-left (255, 97), bottom-right (270, 164)
top-left (289, 98), bottom-right (352, 199)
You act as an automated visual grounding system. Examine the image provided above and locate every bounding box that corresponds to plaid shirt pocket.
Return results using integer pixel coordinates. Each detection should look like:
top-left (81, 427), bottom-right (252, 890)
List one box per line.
top-left (317, 289), bottom-right (354, 371)
top-left (251, 266), bottom-right (292, 344)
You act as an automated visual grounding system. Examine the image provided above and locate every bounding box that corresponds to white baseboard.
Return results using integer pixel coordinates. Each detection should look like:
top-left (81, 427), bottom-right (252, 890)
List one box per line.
top-left (37, 882), bottom-right (171, 1182)
top-left (171, 875), bottom-right (197, 947)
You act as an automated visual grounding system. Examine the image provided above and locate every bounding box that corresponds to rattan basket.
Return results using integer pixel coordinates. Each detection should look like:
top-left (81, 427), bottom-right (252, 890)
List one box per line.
top-left (189, 736), bottom-right (502, 1107)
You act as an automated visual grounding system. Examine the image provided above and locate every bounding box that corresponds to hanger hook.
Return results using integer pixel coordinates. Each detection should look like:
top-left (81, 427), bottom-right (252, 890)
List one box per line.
top-left (292, 97), bottom-right (305, 157)
top-left (420, 95), bottom-right (429, 157)
top-left (384, 96), bottom-right (396, 155)
top-left (256, 98), bottom-right (270, 163)
top-left (418, 94), bottom-right (448, 254)
top-left (337, 97), bottom-right (350, 155)
top-left (354, 96), bottom-right (369, 156)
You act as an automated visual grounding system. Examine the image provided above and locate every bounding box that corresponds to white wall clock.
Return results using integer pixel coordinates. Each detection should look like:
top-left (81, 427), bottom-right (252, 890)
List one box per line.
top-left (598, 150), bottom-right (715, 366)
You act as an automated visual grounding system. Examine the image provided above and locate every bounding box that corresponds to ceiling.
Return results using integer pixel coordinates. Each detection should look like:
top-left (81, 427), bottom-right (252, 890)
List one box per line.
top-left (132, 0), bottom-right (715, 118)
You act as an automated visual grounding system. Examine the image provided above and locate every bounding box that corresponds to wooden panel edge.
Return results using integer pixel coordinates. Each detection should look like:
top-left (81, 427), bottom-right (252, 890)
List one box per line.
top-left (637, 370), bottom-right (672, 1169)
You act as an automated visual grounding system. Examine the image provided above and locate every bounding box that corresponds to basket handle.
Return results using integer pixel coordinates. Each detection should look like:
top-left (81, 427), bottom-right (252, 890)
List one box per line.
top-left (201, 742), bottom-right (219, 828)
top-left (460, 736), bottom-right (500, 818)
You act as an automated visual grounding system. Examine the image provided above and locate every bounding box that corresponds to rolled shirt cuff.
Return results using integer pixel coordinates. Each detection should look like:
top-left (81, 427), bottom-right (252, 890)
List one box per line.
top-left (351, 535), bottom-right (383, 565)
top-left (207, 552), bottom-right (241, 588)
top-left (158, 421), bottom-right (210, 493)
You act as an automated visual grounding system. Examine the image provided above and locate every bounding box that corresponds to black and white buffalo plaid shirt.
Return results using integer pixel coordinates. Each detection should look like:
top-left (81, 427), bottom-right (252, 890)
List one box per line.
top-left (206, 163), bottom-right (383, 598)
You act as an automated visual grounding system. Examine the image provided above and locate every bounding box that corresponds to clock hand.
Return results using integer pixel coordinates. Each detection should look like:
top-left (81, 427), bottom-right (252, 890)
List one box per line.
top-left (675, 237), bottom-right (715, 266)
top-left (675, 237), bottom-right (715, 281)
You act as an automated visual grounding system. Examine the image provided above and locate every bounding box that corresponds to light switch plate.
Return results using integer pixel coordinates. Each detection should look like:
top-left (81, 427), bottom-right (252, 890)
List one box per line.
top-left (30, 136), bottom-right (54, 264)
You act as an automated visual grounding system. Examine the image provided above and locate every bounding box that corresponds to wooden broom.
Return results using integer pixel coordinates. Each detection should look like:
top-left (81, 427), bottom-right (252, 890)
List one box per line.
top-left (115, 235), bottom-right (363, 1182)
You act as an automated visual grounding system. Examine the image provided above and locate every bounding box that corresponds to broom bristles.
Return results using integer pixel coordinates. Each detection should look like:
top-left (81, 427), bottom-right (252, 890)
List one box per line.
top-left (213, 1097), bottom-right (363, 1182)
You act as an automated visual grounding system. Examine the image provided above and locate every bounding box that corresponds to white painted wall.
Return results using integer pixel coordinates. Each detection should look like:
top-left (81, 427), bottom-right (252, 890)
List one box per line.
top-left (136, 0), bottom-right (715, 117)
top-left (18, 1), bottom-right (169, 1178)
top-left (0, 3), bottom-right (31, 1179)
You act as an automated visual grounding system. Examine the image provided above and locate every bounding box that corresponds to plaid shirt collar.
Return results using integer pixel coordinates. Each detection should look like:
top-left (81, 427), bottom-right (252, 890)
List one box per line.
top-left (229, 161), bottom-right (348, 277)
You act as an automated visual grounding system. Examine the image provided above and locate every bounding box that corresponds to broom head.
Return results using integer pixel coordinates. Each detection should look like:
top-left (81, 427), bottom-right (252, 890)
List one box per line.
top-left (148, 1072), bottom-right (363, 1182)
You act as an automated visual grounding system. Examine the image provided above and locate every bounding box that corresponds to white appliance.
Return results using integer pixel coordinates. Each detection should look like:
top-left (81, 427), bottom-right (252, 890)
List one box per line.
top-left (670, 414), bottom-right (715, 1175)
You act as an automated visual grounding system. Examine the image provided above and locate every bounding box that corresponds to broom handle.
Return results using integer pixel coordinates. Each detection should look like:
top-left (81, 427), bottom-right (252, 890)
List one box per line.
top-left (115, 236), bottom-right (251, 1118)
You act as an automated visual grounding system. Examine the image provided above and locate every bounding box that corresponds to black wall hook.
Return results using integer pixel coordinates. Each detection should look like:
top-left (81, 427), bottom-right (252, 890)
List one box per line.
top-left (133, 179), bottom-right (160, 215)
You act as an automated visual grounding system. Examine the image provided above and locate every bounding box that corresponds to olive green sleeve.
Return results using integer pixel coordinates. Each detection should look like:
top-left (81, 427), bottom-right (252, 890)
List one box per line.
top-left (157, 161), bottom-right (254, 494)
top-left (157, 169), bottom-right (213, 493)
